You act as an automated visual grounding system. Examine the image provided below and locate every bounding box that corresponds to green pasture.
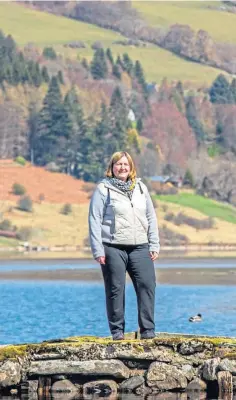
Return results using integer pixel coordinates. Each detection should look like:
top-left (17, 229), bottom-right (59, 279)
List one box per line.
top-left (0, 2), bottom-right (123, 46)
top-left (155, 192), bottom-right (236, 224)
top-left (133, 1), bottom-right (236, 43)
top-left (0, 2), bottom-right (231, 84)
top-left (60, 44), bottom-right (226, 85)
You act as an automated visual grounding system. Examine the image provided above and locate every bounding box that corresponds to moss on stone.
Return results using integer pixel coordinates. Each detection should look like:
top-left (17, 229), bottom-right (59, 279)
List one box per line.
top-left (0, 345), bottom-right (28, 361)
top-left (0, 334), bottom-right (235, 361)
top-left (223, 351), bottom-right (236, 360)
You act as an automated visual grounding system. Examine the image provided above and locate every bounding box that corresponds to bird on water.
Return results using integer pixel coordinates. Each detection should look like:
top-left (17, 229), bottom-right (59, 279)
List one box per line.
top-left (189, 313), bottom-right (202, 322)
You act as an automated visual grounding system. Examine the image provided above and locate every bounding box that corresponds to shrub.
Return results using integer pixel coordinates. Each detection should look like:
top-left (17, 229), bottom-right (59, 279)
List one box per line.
top-left (82, 182), bottom-right (96, 199)
top-left (183, 168), bottom-right (195, 187)
top-left (17, 196), bottom-right (33, 212)
top-left (16, 226), bottom-right (33, 241)
top-left (161, 204), bottom-right (168, 212)
top-left (91, 41), bottom-right (104, 50)
top-left (0, 219), bottom-right (15, 231)
top-left (43, 46), bottom-right (57, 59)
top-left (152, 182), bottom-right (178, 195)
top-left (164, 212), bottom-right (175, 222)
top-left (12, 183), bottom-right (26, 196)
top-left (160, 224), bottom-right (188, 245)
top-left (15, 156), bottom-right (26, 166)
top-left (45, 162), bottom-right (61, 172)
top-left (165, 211), bottom-right (215, 230)
top-left (38, 193), bottom-right (45, 203)
top-left (83, 236), bottom-right (90, 247)
top-left (61, 203), bottom-right (72, 215)
top-left (64, 41), bottom-right (86, 49)
top-left (207, 143), bottom-right (221, 158)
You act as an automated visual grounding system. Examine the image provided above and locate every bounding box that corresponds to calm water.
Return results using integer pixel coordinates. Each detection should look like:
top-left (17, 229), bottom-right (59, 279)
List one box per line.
top-left (0, 259), bottom-right (236, 344)
top-left (0, 257), bottom-right (236, 271)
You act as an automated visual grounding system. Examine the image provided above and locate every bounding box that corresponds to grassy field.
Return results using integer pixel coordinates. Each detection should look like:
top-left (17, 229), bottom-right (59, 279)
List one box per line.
top-left (61, 44), bottom-right (225, 85)
top-left (155, 193), bottom-right (236, 224)
top-left (0, 2), bottom-right (229, 85)
top-left (0, 2), bottom-right (124, 46)
top-left (133, 1), bottom-right (236, 43)
top-left (1, 193), bottom-right (236, 250)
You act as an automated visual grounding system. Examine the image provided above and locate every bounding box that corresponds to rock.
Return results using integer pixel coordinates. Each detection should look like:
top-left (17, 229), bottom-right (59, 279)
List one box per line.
top-left (219, 359), bottom-right (236, 374)
top-left (217, 371), bottom-right (233, 394)
top-left (10, 388), bottom-right (18, 395)
top-left (179, 341), bottom-right (212, 355)
top-left (202, 358), bottom-right (220, 381)
top-left (119, 376), bottom-right (144, 392)
top-left (187, 378), bottom-right (207, 391)
top-left (233, 376), bottom-right (236, 390)
top-left (134, 383), bottom-right (152, 395)
top-left (181, 364), bottom-right (195, 381)
top-left (129, 368), bottom-right (146, 377)
top-left (28, 359), bottom-right (130, 379)
top-left (83, 380), bottom-right (117, 400)
top-left (28, 380), bottom-right (39, 393)
top-left (20, 380), bottom-right (38, 395)
top-left (146, 362), bottom-right (188, 390)
top-left (0, 360), bottom-right (21, 387)
top-left (51, 379), bottom-right (78, 393)
top-left (51, 393), bottom-right (78, 400)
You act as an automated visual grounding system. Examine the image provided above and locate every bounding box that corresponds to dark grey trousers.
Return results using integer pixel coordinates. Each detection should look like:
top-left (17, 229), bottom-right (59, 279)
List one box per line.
top-left (101, 242), bottom-right (156, 335)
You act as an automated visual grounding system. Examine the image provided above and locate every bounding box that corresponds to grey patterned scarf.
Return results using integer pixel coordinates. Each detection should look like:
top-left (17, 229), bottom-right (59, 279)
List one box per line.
top-left (109, 177), bottom-right (136, 200)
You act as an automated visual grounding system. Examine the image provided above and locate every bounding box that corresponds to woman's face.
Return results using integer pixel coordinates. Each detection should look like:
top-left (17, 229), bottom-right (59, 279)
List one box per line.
top-left (113, 155), bottom-right (131, 181)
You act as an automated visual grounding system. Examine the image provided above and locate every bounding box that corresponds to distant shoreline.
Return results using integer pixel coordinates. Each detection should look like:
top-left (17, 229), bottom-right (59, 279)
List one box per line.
top-left (0, 267), bottom-right (236, 285)
top-left (1, 248), bottom-right (236, 261)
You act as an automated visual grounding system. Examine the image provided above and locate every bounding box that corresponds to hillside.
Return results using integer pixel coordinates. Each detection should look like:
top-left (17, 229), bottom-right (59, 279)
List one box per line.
top-left (0, 161), bottom-right (88, 204)
top-left (133, 1), bottom-right (236, 44)
top-left (0, 2), bottom-right (229, 85)
top-left (0, 162), bottom-right (236, 253)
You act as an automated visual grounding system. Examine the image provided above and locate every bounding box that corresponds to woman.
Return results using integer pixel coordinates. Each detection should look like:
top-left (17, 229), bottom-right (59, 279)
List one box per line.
top-left (89, 151), bottom-right (160, 340)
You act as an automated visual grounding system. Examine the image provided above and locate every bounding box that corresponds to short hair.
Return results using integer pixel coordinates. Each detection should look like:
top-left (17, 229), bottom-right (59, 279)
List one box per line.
top-left (106, 151), bottom-right (137, 181)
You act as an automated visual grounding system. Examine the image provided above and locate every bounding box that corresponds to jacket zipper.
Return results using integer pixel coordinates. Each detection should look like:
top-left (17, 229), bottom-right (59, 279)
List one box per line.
top-left (130, 199), bottom-right (136, 244)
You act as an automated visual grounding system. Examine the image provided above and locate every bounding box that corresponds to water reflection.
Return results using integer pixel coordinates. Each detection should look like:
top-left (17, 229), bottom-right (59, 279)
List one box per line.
top-left (1, 394), bottom-right (235, 400)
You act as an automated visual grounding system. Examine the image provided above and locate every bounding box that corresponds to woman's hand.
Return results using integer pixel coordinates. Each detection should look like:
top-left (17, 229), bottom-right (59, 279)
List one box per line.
top-left (150, 251), bottom-right (159, 261)
top-left (95, 256), bottom-right (106, 265)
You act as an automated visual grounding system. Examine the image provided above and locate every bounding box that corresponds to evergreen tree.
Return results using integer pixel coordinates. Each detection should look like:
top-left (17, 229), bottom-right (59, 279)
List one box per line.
top-left (83, 103), bottom-right (111, 182)
top-left (81, 58), bottom-right (89, 70)
top-left (137, 117), bottom-right (143, 133)
top-left (209, 74), bottom-right (233, 104)
top-left (116, 55), bottom-right (123, 69)
top-left (122, 53), bottom-right (133, 75)
top-left (35, 76), bottom-right (64, 164)
top-left (43, 47), bottom-right (57, 60)
top-left (57, 70), bottom-right (64, 85)
top-left (109, 87), bottom-right (129, 153)
top-left (42, 66), bottom-right (50, 83)
top-left (230, 78), bottom-right (236, 104)
top-left (176, 81), bottom-right (184, 97)
top-left (186, 96), bottom-right (206, 142)
top-left (134, 60), bottom-right (148, 100)
top-left (62, 87), bottom-right (87, 177)
top-left (112, 63), bottom-right (121, 79)
top-left (91, 48), bottom-right (108, 80)
top-left (28, 61), bottom-right (42, 87)
top-left (106, 48), bottom-right (114, 65)
top-left (134, 60), bottom-right (146, 86)
top-left (27, 103), bottom-right (39, 165)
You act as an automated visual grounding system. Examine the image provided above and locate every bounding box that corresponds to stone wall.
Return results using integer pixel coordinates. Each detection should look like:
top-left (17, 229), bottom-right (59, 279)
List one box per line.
top-left (0, 333), bottom-right (236, 399)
